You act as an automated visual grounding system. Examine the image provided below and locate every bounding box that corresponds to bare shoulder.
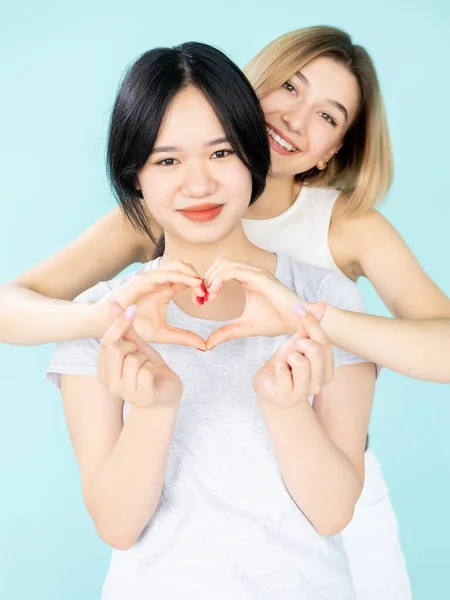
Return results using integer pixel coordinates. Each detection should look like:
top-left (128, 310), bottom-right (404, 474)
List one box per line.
top-left (328, 194), bottom-right (449, 318)
top-left (329, 195), bottom-right (395, 280)
top-left (105, 207), bottom-right (161, 263)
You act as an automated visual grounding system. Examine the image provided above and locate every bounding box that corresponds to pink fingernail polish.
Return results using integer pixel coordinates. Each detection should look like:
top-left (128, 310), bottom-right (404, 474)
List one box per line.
top-left (125, 305), bottom-right (137, 320)
top-left (294, 304), bottom-right (307, 317)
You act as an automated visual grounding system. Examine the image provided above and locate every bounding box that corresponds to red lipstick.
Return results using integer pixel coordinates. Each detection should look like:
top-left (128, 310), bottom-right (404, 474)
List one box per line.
top-left (179, 203), bottom-right (223, 222)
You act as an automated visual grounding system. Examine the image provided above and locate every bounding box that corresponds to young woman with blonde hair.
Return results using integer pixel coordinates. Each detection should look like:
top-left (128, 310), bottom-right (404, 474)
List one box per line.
top-left (3, 25), bottom-right (449, 599)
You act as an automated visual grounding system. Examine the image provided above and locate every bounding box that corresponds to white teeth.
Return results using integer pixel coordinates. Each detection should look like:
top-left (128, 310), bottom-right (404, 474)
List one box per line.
top-left (266, 126), bottom-right (299, 152)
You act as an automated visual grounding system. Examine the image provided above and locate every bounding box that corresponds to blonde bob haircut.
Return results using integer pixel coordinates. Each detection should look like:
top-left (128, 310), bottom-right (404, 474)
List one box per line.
top-left (245, 26), bottom-right (393, 215)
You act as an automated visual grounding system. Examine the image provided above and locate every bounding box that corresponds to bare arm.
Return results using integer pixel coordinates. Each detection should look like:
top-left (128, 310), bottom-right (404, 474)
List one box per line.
top-left (330, 207), bottom-right (449, 318)
top-left (323, 309), bottom-right (450, 383)
top-left (325, 207), bottom-right (450, 381)
top-left (58, 307), bottom-right (183, 550)
top-left (0, 207), bottom-right (156, 345)
top-left (254, 313), bottom-right (375, 536)
top-left (61, 374), bottom-right (179, 550)
top-left (260, 362), bottom-right (374, 536)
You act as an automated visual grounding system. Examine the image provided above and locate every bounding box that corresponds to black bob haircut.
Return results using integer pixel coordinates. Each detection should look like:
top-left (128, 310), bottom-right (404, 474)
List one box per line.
top-left (106, 41), bottom-right (270, 257)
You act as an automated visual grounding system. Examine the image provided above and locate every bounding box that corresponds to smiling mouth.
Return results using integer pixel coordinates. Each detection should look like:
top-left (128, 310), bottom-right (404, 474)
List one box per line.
top-left (266, 125), bottom-right (300, 153)
top-left (178, 203), bottom-right (224, 222)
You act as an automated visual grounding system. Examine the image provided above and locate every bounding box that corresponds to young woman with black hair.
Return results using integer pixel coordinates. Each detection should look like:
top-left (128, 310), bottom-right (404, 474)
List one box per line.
top-left (47, 42), bottom-right (375, 599)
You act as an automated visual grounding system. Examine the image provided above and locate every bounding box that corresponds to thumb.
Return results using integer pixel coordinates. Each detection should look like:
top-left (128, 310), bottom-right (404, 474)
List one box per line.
top-left (101, 303), bottom-right (138, 346)
top-left (110, 302), bottom-right (145, 348)
top-left (118, 304), bottom-right (148, 348)
top-left (206, 320), bottom-right (252, 350)
top-left (309, 301), bottom-right (327, 323)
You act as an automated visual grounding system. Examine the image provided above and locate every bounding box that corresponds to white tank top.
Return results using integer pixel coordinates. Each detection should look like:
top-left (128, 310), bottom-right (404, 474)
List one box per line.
top-left (242, 185), bottom-right (340, 271)
top-left (243, 185), bottom-right (390, 505)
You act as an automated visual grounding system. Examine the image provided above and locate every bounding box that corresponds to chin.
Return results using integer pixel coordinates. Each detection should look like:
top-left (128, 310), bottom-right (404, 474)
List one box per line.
top-left (270, 157), bottom-right (301, 177)
top-left (180, 227), bottom-right (230, 246)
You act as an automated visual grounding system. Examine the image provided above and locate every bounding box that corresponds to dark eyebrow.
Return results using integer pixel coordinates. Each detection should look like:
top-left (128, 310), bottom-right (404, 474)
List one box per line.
top-left (294, 70), bottom-right (348, 122)
top-left (327, 99), bottom-right (348, 122)
top-left (152, 137), bottom-right (229, 154)
top-left (205, 136), bottom-right (229, 147)
top-left (152, 145), bottom-right (180, 153)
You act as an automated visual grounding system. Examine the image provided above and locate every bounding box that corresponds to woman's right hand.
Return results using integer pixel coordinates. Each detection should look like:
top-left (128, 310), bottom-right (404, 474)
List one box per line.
top-left (97, 302), bottom-right (183, 409)
top-left (203, 258), bottom-right (325, 349)
top-left (90, 261), bottom-right (207, 349)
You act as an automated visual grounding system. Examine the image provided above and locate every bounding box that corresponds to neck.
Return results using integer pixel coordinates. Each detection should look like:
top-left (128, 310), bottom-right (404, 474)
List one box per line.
top-left (245, 176), bottom-right (301, 220)
top-left (160, 223), bottom-right (269, 276)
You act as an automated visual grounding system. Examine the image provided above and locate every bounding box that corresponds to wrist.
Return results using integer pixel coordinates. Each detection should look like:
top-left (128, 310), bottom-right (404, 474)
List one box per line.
top-left (129, 401), bottom-right (181, 419)
top-left (73, 300), bottom-right (105, 339)
top-left (317, 302), bottom-right (337, 341)
top-left (287, 300), bottom-right (315, 335)
top-left (257, 394), bottom-right (310, 411)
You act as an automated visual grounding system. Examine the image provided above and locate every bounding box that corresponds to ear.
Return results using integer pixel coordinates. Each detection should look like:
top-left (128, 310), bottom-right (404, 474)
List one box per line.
top-left (322, 142), bottom-right (343, 164)
top-left (134, 175), bottom-right (144, 199)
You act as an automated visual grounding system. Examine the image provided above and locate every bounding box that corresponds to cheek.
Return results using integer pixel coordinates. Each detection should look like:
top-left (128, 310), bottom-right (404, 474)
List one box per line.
top-left (229, 165), bottom-right (253, 197)
top-left (140, 175), bottom-right (175, 216)
top-left (307, 123), bottom-right (337, 158)
top-left (261, 91), bottom-right (285, 115)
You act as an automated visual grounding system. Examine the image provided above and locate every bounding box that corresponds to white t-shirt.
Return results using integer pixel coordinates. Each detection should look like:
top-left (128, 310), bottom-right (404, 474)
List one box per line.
top-left (47, 253), bottom-right (369, 600)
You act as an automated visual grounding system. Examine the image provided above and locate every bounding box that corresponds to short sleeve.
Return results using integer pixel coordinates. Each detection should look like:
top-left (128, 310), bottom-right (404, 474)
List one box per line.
top-left (45, 281), bottom-right (111, 389)
top-left (317, 271), bottom-right (372, 369)
top-left (46, 337), bottom-right (100, 389)
top-left (45, 262), bottom-right (160, 390)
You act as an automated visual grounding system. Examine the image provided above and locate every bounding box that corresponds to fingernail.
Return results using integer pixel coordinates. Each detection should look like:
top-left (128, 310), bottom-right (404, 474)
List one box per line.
top-left (197, 348), bottom-right (206, 352)
top-left (294, 304), bottom-right (307, 317)
top-left (199, 282), bottom-right (209, 301)
top-left (124, 305), bottom-right (137, 320)
top-left (196, 296), bottom-right (205, 305)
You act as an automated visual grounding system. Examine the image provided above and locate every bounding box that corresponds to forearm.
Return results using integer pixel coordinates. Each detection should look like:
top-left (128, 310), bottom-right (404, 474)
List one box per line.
top-left (322, 306), bottom-right (450, 383)
top-left (85, 403), bottom-right (179, 550)
top-left (259, 399), bottom-right (362, 536)
top-left (0, 283), bottom-right (94, 345)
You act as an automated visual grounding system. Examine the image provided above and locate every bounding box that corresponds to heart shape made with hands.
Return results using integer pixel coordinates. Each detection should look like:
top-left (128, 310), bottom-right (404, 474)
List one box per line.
top-left (199, 260), bottom-right (327, 350)
top-left (107, 260), bottom-right (327, 352)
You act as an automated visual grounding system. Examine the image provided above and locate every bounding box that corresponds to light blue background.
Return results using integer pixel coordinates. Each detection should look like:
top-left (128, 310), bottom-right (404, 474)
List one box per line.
top-left (1, 1), bottom-right (449, 598)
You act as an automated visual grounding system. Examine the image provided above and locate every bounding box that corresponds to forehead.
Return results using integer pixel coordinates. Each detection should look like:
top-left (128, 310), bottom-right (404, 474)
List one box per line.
top-left (157, 86), bottom-right (225, 141)
top-left (298, 56), bottom-right (360, 117)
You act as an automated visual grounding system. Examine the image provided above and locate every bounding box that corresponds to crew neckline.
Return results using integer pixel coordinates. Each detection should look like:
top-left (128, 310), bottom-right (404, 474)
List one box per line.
top-left (159, 252), bottom-right (285, 326)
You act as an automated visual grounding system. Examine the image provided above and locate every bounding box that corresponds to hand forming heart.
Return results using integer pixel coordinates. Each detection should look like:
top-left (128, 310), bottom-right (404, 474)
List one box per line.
top-left (92, 258), bottom-right (327, 351)
top-left (92, 260), bottom-right (208, 350)
top-left (203, 258), bottom-right (326, 350)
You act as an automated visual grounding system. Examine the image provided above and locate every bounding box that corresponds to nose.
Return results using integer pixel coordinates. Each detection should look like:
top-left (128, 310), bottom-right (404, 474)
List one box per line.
top-left (282, 102), bottom-right (308, 135)
top-left (181, 161), bottom-right (216, 199)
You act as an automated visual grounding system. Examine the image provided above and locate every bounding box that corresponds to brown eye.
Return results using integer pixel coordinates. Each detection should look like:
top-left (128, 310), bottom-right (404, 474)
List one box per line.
top-left (318, 112), bottom-right (337, 127)
top-left (211, 149), bottom-right (234, 159)
top-left (155, 158), bottom-right (178, 166)
top-left (282, 81), bottom-right (296, 95)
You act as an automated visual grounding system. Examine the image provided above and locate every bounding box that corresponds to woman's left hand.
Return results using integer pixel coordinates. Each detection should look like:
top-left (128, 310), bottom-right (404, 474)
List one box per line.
top-left (253, 309), bottom-right (334, 407)
top-left (203, 258), bottom-right (325, 349)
